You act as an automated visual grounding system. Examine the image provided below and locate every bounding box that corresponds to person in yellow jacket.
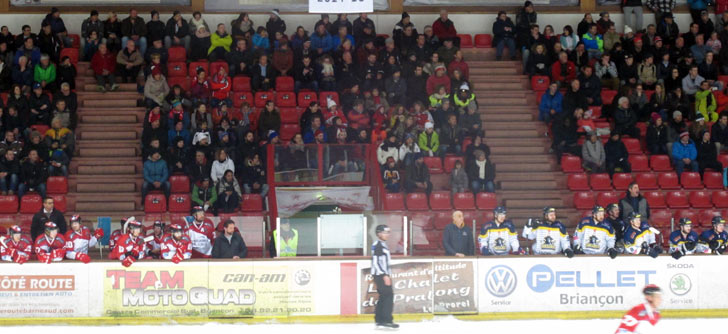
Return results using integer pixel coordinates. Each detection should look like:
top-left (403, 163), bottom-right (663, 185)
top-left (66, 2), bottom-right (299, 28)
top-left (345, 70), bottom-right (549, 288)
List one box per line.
top-left (208, 23), bottom-right (232, 61)
top-left (695, 80), bottom-right (719, 122)
top-left (273, 220), bottom-right (298, 257)
top-left (428, 85), bottom-right (450, 108)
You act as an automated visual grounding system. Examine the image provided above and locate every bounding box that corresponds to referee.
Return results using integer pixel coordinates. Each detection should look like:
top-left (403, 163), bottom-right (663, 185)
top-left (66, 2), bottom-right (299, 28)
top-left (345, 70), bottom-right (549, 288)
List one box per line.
top-left (371, 224), bottom-right (399, 329)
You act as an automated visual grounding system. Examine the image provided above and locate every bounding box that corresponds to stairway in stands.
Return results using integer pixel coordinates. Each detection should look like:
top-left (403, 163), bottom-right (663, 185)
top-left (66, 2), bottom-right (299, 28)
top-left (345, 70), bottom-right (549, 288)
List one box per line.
top-left (464, 49), bottom-right (581, 228)
top-left (69, 62), bottom-right (144, 221)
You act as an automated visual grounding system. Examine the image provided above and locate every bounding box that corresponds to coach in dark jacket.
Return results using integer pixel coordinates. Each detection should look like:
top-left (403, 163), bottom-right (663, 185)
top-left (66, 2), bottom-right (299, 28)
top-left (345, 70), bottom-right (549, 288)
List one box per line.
top-left (31, 196), bottom-right (67, 241)
top-left (443, 210), bottom-right (474, 256)
top-left (212, 219), bottom-right (248, 259)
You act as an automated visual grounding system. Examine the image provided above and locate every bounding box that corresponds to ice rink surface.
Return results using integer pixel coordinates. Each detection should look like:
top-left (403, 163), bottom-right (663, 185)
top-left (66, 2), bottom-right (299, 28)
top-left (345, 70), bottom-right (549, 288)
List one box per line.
top-left (9, 316), bottom-right (728, 334)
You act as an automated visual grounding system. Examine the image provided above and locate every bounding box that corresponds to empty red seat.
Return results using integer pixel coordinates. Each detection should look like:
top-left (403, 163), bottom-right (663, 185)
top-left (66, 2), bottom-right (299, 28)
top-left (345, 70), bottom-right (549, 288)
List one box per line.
top-left (650, 155), bottom-right (672, 171)
top-left (474, 33), bottom-right (493, 48)
top-left (589, 106), bottom-right (602, 118)
top-left (622, 138), bottom-right (642, 154)
top-left (188, 61), bottom-right (209, 74)
top-left (232, 91), bottom-right (254, 108)
top-left (666, 191), bottom-right (690, 208)
top-left (49, 195), bottom-right (66, 213)
top-left (167, 62), bottom-right (187, 77)
top-left (0, 195), bottom-right (18, 214)
top-left (276, 91), bottom-right (297, 107)
top-left (704, 171), bottom-right (725, 189)
top-left (597, 191), bottom-right (621, 208)
top-left (254, 91), bottom-right (275, 108)
top-left (635, 172), bottom-right (658, 190)
top-left (629, 155), bottom-right (650, 172)
top-left (59, 48), bottom-right (78, 65)
top-left (166, 76), bottom-right (189, 91)
top-left (209, 61), bottom-right (229, 75)
top-left (423, 156), bottom-right (443, 174)
top-left (144, 194), bottom-right (167, 213)
top-left (476, 192), bottom-right (497, 210)
top-left (673, 209), bottom-right (698, 224)
top-left (589, 173), bottom-right (612, 190)
top-left (297, 91), bottom-right (318, 107)
top-left (444, 156), bottom-right (464, 173)
top-left (280, 124), bottom-right (300, 141)
top-left (458, 34), bottom-right (473, 48)
top-left (531, 76), bottom-right (550, 91)
top-left (241, 194), bottom-right (263, 211)
top-left (30, 124), bottom-right (49, 136)
top-left (169, 175), bottom-right (190, 193)
top-left (601, 90), bottom-right (618, 105)
top-left (68, 34), bottom-right (80, 48)
top-left (680, 172), bottom-right (703, 189)
top-left (280, 108), bottom-right (300, 124)
top-left (613, 173), bottom-right (633, 190)
top-left (46, 176), bottom-right (68, 194)
top-left (319, 92), bottom-right (339, 108)
top-left (690, 190), bottom-right (713, 208)
top-left (383, 193), bottom-right (405, 211)
top-left (650, 209), bottom-right (672, 227)
top-left (561, 155), bottom-right (583, 173)
top-left (429, 191), bottom-right (452, 210)
top-left (168, 46), bottom-right (186, 62)
top-left (19, 194), bottom-right (42, 214)
top-left (233, 76), bottom-right (251, 91)
top-left (714, 191), bottom-right (728, 208)
top-left (644, 191), bottom-right (667, 208)
top-left (699, 209), bottom-right (722, 226)
top-left (276, 76), bottom-right (294, 91)
top-left (567, 173), bottom-right (590, 190)
top-left (168, 194), bottom-right (191, 213)
top-left (574, 192), bottom-right (596, 209)
top-left (406, 193), bottom-right (429, 211)
top-left (658, 172), bottom-right (680, 189)
top-left (453, 192), bottom-right (475, 210)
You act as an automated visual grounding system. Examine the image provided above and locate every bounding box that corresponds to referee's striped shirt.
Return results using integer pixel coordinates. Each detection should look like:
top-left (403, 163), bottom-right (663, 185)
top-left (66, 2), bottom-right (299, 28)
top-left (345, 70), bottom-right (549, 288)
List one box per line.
top-left (371, 239), bottom-right (391, 276)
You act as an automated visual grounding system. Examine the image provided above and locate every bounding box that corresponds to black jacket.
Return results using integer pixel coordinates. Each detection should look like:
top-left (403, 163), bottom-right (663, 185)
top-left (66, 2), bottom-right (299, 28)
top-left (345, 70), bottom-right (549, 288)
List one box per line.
top-left (146, 20), bottom-right (166, 43)
top-left (697, 139), bottom-right (719, 165)
top-left (165, 18), bottom-right (190, 39)
top-left (266, 18), bottom-right (287, 42)
top-left (646, 123), bottom-right (669, 149)
top-left (121, 16), bottom-right (147, 37)
top-left (605, 138), bottom-right (629, 164)
top-left (493, 18), bottom-right (516, 47)
top-left (466, 158), bottom-right (495, 182)
top-left (31, 209), bottom-right (67, 242)
top-left (212, 232), bottom-right (248, 258)
top-left (443, 223), bottom-right (474, 256)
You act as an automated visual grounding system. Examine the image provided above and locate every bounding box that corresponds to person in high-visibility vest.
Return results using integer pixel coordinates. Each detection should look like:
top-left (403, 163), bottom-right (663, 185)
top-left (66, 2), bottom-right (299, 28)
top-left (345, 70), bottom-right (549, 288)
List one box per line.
top-left (273, 220), bottom-right (298, 257)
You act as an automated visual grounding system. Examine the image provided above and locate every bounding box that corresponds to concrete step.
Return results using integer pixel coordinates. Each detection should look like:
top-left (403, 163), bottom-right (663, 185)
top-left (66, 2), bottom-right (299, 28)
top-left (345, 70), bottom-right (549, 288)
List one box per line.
top-left (483, 138), bottom-right (550, 146)
top-left (468, 60), bottom-right (522, 68)
top-left (479, 97), bottom-right (532, 106)
top-left (69, 175), bottom-right (142, 191)
top-left (496, 172), bottom-right (561, 181)
top-left (471, 81), bottom-right (528, 90)
top-left (82, 83), bottom-right (137, 92)
top-left (76, 140), bottom-right (139, 149)
top-left (482, 122), bottom-right (542, 130)
top-left (470, 67), bottom-right (520, 75)
top-left (75, 164), bottom-right (138, 175)
top-left (489, 154), bottom-right (552, 164)
top-left (74, 201), bottom-right (136, 212)
top-left (495, 162), bottom-right (554, 172)
top-left (76, 182), bottom-right (138, 193)
top-left (78, 147), bottom-right (137, 158)
top-left (472, 91), bottom-right (532, 98)
top-left (484, 129), bottom-right (542, 138)
top-left (80, 114), bottom-right (139, 124)
top-left (468, 74), bottom-right (529, 82)
top-left (504, 198), bottom-right (565, 209)
top-left (79, 130), bottom-right (138, 140)
top-left (489, 146), bottom-right (547, 154)
top-left (78, 107), bottom-right (146, 114)
top-left (499, 180), bottom-right (559, 191)
top-left (83, 99), bottom-right (138, 108)
top-left (481, 113), bottom-right (534, 122)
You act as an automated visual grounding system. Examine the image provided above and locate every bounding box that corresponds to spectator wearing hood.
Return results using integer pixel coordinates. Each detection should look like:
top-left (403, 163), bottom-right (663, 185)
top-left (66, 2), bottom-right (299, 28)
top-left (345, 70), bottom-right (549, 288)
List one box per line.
top-left (672, 131), bottom-right (699, 178)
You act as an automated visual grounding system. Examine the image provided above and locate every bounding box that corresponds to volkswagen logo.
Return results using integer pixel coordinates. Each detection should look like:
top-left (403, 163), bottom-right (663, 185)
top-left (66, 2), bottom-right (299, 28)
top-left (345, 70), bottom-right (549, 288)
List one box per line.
top-left (485, 265), bottom-right (517, 297)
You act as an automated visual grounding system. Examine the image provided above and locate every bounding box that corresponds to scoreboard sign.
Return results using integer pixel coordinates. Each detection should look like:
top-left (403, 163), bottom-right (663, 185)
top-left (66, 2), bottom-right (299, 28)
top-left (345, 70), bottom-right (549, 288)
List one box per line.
top-left (308, 0), bottom-right (373, 13)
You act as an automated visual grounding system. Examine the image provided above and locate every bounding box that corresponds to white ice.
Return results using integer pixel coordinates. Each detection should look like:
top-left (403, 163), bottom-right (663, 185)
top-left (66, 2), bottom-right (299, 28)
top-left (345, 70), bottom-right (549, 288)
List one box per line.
top-left (8, 316), bottom-right (728, 334)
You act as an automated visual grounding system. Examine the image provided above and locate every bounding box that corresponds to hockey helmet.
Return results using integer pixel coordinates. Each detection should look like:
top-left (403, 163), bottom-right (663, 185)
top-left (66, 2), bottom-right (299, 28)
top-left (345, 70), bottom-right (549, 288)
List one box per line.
top-left (375, 224), bottom-right (390, 234)
top-left (127, 219), bottom-right (142, 229)
top-left (679, 217), bottom-right (693, 225)
top-left (169, 224), bottom-right (184, 231)
top-left (191, 206), bottom-right (205, 216)
top-left (712, 216), bottom-right (726, 226)
top-left (542, 206), bottom-right (556, 216)
top-left (592, 205), bottom-right (605, 214)
top-left (8, 225), bottom-right (21, 235)
top-left (70, 215), bottom-right (81, 224)
top-left (494, 206), bottom-right (507, 216)
top-left (606, 203), bottom-right (619, 212)
top-left (153, 220), bottom-right (165, 227)
top-left (642, 284), bottom-right (662, 296)
top-left (44, 221), bottom-right (58, 230)
top-left (627, 212), bottom-right (642, 221)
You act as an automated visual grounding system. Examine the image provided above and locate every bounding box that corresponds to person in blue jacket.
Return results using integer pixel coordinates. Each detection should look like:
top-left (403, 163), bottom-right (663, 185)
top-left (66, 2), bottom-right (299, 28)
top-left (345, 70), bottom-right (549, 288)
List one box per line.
top-left (142, 149), bottom-right (170, 204)
top-left (688, 0), bottom-right (712, 24)
top-left (310, 22), bottom-right (333, 56)
top-left (671, 131), bottom-right (699, 179)
top-left (539, 82), bottom-right (563, 122)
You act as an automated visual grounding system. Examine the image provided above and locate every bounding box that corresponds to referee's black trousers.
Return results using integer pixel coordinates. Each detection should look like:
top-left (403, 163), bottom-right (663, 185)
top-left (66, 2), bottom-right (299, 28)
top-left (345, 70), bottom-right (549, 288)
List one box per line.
top-left (374, 275), bottom-right (393, 324)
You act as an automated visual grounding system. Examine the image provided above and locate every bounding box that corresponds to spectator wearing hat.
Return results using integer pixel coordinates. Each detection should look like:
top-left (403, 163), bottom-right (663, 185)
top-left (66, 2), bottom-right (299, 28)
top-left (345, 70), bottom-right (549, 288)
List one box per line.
top-left (384, 68), bottom-right (407, 106)
top-left (493, 11), bottom-right (517, 61)
top-left (672, 131), bottom-right (699, 178)
top-left (405, 153), bottom-right (432, 194)
top-left (697, 130), bottom-right (724, 174)
top-left (582, 132), bottom-right (606, 173)
top-left (620, 53), bottom-right (639, 88)
top-left (142, 148), bottom-right (170, 202)
top-left (647, 112), bottom-right (670, 155)
top-left (28, 82), bottom-right (51, 126)
top-left (31, 197), bottom-right (67, 242)
top-left (144, 65), bottom-right (169, 109)
top-left (467, 150), bottom-right (495, 193)
top-left (712, 113), bottom-right (728, 152)
top-left (418, 121), bottom-right (440, 158)
top-left (121, 9), bottom-right (148, 56)
top-left (208, 23), bottom-right (232, 62)
top-left (267, 9), bottom-right (287, 44)
top-left (145, 10), bottom-right (165, 45)
top-left (210, 65), bottom-right (232, 108)
top-left (605, 133), bottom-right (631, 176)
top-left (116, 39), bottom-right (144, 83)
top-left (165, 11), bottom-right (190, 50)
top-left (426, 65), bottom-right (450, 96)
top-left (212, 219), bottom-right (248, 259)
top-left (382, 157), bottom-right (401, 193)
top-left (657, 13), bottom-right (679, 47)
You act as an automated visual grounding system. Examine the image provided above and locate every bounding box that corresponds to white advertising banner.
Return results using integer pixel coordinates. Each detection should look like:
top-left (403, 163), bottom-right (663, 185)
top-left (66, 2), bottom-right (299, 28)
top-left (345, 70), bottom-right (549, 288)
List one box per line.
top-left (308, 0), bottom-right (373, 13)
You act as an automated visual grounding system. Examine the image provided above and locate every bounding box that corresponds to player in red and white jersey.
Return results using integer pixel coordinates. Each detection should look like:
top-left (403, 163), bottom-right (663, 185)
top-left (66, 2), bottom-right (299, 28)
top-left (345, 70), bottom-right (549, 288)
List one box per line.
top-left (185, 206), bottom-right (215, 258)
top-left (161, 224), bottom-right (192, 264)
top-left (64, 215), bottom-right (104, 264)
top-left (34, 221), bottom-right (68, 263)
top-left (616, 285), bottom-right (662, 334)
top-left (1, 225), bottom-right (32, 264)
top-left (146, 220), bottom-right (166, 258)
top-left (108, 217), bottom-right (128, 250)
top-left (109, 218), bottom-right (146, 267)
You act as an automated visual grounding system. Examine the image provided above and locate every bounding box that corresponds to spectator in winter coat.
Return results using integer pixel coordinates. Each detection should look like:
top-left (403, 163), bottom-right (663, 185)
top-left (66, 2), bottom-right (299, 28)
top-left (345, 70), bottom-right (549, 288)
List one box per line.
top-left (216, 170), bottom-right (241, 213)
top-left (440, 114), bottom-right (464, 155)
top-left (405, 153), bottom-right (432, 193)
top-left (212, 220), bottom-right (248, 259)
top-left (619, 183), bottom-right (650, 221)
top-left (516, 1), bottom-right (538, 49)
top-left (116, 39), bottom-right (143, 83)
top-left (251, 54), bottom-right (277, 91)
top-left (144, 66), bottom-right (169, 109)
top-left (266, 10), bottom-right (287, 45)
top-left (539, 82), bottom-right (563, 122)
top-left (210, 66), bottom-right (231, 107)
top-left (30, 197), bottom-right (67, 242)
top-left (443, 211), bottom-right (474, 256)
top-left (187, 150), bottom-right (211, 186)
top-left (682, 65), bottom-right (704, 96)
top-left (258, 101), bottom-right (281, 139)
top-left (165, 11), bottom-right (190, 50)
top-left (418, 122), bottom-right (440, 157)
top-left (582, 132), bottom-right (606, 173)
top-left (493, 11), bottom-right (517, 61)
top-left (712, 113), bottom-right (728, 151)
top-left (614, 97), bottom-right (640, 138)
top-left (657, 13), bottom-right (679, 46)
top-left (142, 149), bottom-right (170, 201)
top-left (120, 9), bottom-right (148, 56)
top-left (211, 148), bottom-right (235, 184)
top-left (34, 54), bottom-right (56, 91)
top-left (385, 69), bottom-right (407, 106)
top-left (273, 40), bottom-right (294, 76)
top-left (91, 44), bottom-right (117, 92)
top-left (697, 130), bottom-right (724, 174)
top-left (605, 133), bottom-right (631, 176)
top-left (578, 66), bottom-right (602, 106)
top-left (432, 10), bottom-right (458, 44)
top-left (620, 53), bottom-right (639, 87)
top-left (562, 79), bottom-right (588, 115)
top-left (449, 160), bottom-right (468, 194)
top-left (382, 157), bottom-right (401, 193)
top-left (467, 150), bottom-right (495, 193)
top-left (551, 51), bottom-right (576, 85)
top-left (12, 56), bottom-right (33, 91)
top-left (582, 24), bottom-right (603, 59)
top-left (241, 153), bottom-right (268, 198)
top-left (208, 23), bottom-right (232, 61)
top-left (0, 149), bottom-right (19, 195)
top-left (527, 44), bottom-right (551, 77)
top-left (695, 80), bottom-right (719, 122)
top-left (426, 65), bottom-right (450, 96)
top-left (647, 113), bottom-right (670, 155)
top-left (399, 134), bottom-right (420, 168)
top-left (672, 131), bottom-right (699, 178)
top-left (189, 68), bottom-right (210, 104)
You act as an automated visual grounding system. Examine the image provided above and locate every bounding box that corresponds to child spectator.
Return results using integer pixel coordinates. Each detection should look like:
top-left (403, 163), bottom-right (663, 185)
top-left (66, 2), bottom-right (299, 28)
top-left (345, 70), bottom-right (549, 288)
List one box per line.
top-left (382, 157), bottom-right (401, 193)
top-left (450, 160), bottom-right (468, 194)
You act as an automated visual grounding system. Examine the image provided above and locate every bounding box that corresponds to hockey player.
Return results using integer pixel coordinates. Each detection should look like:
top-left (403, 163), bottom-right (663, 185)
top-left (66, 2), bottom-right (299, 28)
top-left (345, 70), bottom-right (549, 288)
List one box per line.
top-left (147, 220), bottom-right (166, 258)
top-left (573, 205), bottom-right (619, 258)
top-left (34, 221), bottom-right (68, 263)
top-left (696, 216), bottom-right (728, 254)
top-left (110, 218), bottom-right (146, 267)
top-left (186, 206), bottom-right (215, 258)
top-left (622, 212), bottom-right (662, 258)
top-left (64, 215), bottom-right (103, 264)
top-left (522, 207), bottom-right (574, 257)
top-left (162, 224), bottom-right (192, 264)
top-left (108, 217), bottom-right (128, 250)
top-left (479, 206), bottom-right (523, 255)
top-left (669, 217), bottom-right (699, 259)
top-left (615, 285), bottom-right (662, 334)
top-left (0, 225), bottom-right (32, 264)
top-left (605, 203), bottom-right (626, 242)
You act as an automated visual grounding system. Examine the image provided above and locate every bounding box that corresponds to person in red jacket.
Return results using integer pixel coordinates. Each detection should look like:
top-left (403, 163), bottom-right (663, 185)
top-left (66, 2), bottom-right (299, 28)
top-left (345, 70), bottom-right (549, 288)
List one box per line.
top-left (272, 38), bottom-right (294, 77)
top-left (551, 51), bottom-right (577, 86)
top-left (210, 65), bottom-right (231, 108)
top-left (90, 43), bottom-right (118, 92)
top-left (447, 50), bottom-right (469, 80)
top-left (432, 10), bottom-right (458, 46)
top-left (346, 100), bottom-right (370, 131)
top-left (426, 65), bottom-right (451, 96)
top-left (34, 221), bottom-right (68, 264)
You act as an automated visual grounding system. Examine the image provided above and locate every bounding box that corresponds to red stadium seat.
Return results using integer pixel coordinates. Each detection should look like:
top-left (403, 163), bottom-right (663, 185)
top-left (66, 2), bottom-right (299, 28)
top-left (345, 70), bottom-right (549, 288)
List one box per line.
top-left (423, 156), bottom-right (443, 174)
top-left (590, 173), bottom-right (613, 190)
top-left (209, 61), bottom-right (229, 75)
top-left (168, 46), bottom-right (186, 62)
top-left (19, 193), bottom-right (42, 214)
top-left (59, 48), bottom-right (78, 65)
top-left (597, 191), bottom-right (621, 208)
top-left (49, 195), bottom-right (66, 213)
top-left (713, 191), bottom-right (728, 208)
top-left (276, 91), bottom-right (297, 107)
top-left (666, 191), bottom-right (690, 208)
top-left (574, 192), bottom-right (596, 209)
top-left (650, 209), bottom-right (672, 227)
top-left (169, 175), bottom-right (190, 194)
top-left (166, 76), bottom-right (189, 91)
top-left (476, 192), bottom-right (497, 210)
top-left (167, 62), bottom-right (187, 77)
top-left (561, 155), bottom-right (583, 173)
top-left (279, 108), bottom-right (299, 124)
top-left (444, 156), bottom-right (464, 173)
top-left (588, 106), bottom-right (602, 118)
top-left (30, 124), bottom-right (49, 136)
top-left (650, 155), bottom-right (672, 171)
top-left (432, 211), bottom-right (453, 229)
top-left (690, 190), bottom-right (713, 208)
top-left (629, 155), bottom-right (650, 172)
top-left (474, 34), bottom-right (493, 48)
top-left (720, 154), bottom-right (728, 168)
top-left (254, 91), bottom-right (275, 108)
top-left (429, 191), bottom-right (452, 210)
top-left (297, 91), bottom-right (318, 107)
top-left (601, 90), bottom-right (618, 105)
top-left (458, 34), bottom-right (473, 48)
top-left (383, 193), bottom-right (405, 211)
top-left (276, 76), bottom-right (294, 91)
top-left (280, 124), bottom-right (300, 141)
top-left (704, 172), bottom-right (725, 189)
top-left (319, 92), bottom-right (339, 108)
top-left (680, 172), bottom-right (703, 189)
top-left (232, 92), bottom-right (254, 108)
top-left (636, 172), bottom-right (658, 190)
top-left (406, 193), bottom-right (429, 211)
top-left (531, 76), bottom-right (550, 91)
top-left (46, 176), bottom-right (68, 194)
top-left (241, 194), bottom-right (263, 211)
top-left (658, 172), bottom-right (680, 189)
top-left (233, 76), bottom-right (251, 92)
top-left (644, 191), bottom-right (667, 208)
top-left (622, 138), bottom-right (642, 154)
top-left (188, 61), bottom-right (209, 75)
top-left (144, 194), bottom-right (167, 213)
top-left (68, 34), bottom-right (80, 49)
top-left (699, 209), bottom-right (722, 226)
top-left (453, 192), bottom-right (475, 210)
top-left (168, 194), bottom-right (191, 213)
top-left (613, 173), bottom-right (633, 190)
top-left (673, 209), bottom-right (697, 224)
top-left (0, 195), bottom-right (18, 214)
top-left (567, 173), bottom-right (590, 190)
